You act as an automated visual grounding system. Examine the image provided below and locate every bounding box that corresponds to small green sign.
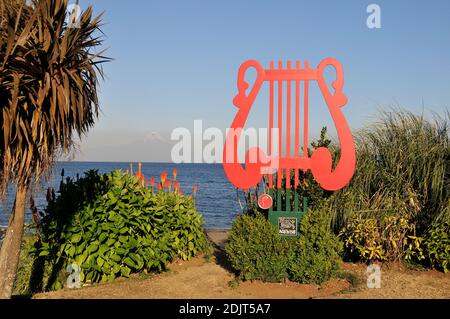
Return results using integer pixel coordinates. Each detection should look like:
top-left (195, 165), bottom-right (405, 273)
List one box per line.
top-left (278, 217), bottom-right (298, 236)
top-left (268, 189), bottom-right (308, 237)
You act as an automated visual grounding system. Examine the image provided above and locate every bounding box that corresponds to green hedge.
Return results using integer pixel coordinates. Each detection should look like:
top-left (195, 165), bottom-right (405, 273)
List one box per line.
top-left (225, 213), bottom-right (289, 282)
top-left (225, 209), bottom-right (342, 284)
top-left (32, 169), bottom-right (209, 290)
top-left (288, 209), bottom-right (342, 284)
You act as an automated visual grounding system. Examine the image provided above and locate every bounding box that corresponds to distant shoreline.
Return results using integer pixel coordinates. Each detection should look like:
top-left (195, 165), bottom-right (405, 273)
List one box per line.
top-left (1, 162), bottom-right (240, 231)
top-left (56, 161), bottom-right (226, 164)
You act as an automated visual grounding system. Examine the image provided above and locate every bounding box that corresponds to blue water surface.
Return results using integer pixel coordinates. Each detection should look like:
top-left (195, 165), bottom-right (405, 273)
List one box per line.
top-left (0, 162), bottom-right (244, 230)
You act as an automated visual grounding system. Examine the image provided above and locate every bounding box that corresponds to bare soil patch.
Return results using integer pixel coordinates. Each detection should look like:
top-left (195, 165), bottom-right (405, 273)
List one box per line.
top-left (33, 230), bottom-right (450, 299)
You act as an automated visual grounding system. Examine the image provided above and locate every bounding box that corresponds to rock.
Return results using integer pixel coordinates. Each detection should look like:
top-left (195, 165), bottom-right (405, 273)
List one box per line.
top-left (0, 226), bottom-right (6, 241)
top-left (0, 228), bottom-right (4, 247)
top-left (206, 229), bottom-right (229, 249)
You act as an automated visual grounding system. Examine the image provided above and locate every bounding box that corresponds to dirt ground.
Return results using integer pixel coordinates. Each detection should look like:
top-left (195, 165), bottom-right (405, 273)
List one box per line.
top-left (33, 230), bottom-right (450, 299)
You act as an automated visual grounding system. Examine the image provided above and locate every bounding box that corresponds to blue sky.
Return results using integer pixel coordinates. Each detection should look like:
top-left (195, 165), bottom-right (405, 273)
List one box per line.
top-left (73, 0), bottom-right (450, 162)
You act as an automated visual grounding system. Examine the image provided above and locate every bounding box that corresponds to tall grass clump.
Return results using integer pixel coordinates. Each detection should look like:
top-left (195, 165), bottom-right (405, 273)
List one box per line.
top-left (329, 109), bottom-right (449, 266)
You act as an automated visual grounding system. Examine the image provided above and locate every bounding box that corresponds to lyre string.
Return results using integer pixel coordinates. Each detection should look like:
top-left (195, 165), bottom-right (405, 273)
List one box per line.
top-left (267, 60), bottom-right (310, 190)
top-left (303, 61), bottom-right (309, 159)
top-left (286, 61), bottom-right (292, 189)
top-left (277, 60), bottom-right (283, 189)
top-left (268, 61), bottom-right (274, 189)
top-left (294, 61), bottom-right (300, 188)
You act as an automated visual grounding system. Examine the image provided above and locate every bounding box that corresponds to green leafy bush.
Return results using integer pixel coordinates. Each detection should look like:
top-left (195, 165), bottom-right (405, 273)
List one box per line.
top-left (288, 209), bottom-right (342, 284)
top-left (225, 213), bottom-right (289, 282)
top-left (33, 169), bottom-right (209, 290)
top-left (339, 214), bottom-right (384, 261)
top-left (13, 235), bottom-right (38, 296)
top-left (225, 209), bottom-right (342, 284)
top-left (339, 213), bottom-right (421, 262)
top-left (425, 219), bottom-right (450, 273)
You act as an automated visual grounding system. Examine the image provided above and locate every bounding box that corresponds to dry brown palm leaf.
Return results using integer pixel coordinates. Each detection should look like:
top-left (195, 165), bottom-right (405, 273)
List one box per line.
top-left (0, 0), bottom-right (110, 194)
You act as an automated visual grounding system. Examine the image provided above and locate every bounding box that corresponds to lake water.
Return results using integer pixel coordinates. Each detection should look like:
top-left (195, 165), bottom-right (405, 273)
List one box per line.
top-left (0, 162), bottom-right (244, 230)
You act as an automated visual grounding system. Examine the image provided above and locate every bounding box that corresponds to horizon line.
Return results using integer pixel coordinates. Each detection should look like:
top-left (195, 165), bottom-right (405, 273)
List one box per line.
top-left (59, 160), bottom-right (224, 164)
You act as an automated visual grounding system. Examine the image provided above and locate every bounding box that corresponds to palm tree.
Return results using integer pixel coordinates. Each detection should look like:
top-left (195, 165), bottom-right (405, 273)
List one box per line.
top-left (0, 0), bottom-right (109, 298)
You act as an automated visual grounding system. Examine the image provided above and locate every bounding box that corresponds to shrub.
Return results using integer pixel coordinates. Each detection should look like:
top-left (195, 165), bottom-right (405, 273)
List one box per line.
top-left (339, 214), bottom-right (383, 262)
top-left (33, 169), bottom-right (209, 290)
top-left (328, 109), bottom-right (449, 267)
top-left (288, 209), bottom-right (342, 284)
top-left (225, 213), bottom-right (289, 282)
top-left (12, 234), bottom-right (38, 296)
top-left (425, 218), bottom-right (450, 273)
top-left (225, 209), bottom-right (342, 284)
top-left (339, 213), bottom-right (421, 262)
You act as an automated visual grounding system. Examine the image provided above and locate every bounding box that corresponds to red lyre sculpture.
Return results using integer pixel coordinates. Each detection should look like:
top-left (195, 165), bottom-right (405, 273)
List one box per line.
top-left (223, 58), bottom-right (356, 192)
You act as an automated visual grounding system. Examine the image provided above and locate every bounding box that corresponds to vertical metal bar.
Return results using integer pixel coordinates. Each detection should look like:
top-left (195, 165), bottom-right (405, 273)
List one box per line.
top-left (303, 78), bottom-right (309, 158)
top-left (269, 61), bottom-right (274, 189)
top-left (269, 189), bottom-right (273, 214)
top-left (294, 61), bottom-right (300, 188)
top-left (286, 61), bottom-right (291, 190)
top-left (234, 134), bottom-right (238, 163)
top-left (286, 189), bottom-right (291, 212)
top-left (294, 190), bottom-right (299, 212)
top-left (277, 61), bottom-right (283, 189)
top-left (277, 189), bottom-right (282, 212)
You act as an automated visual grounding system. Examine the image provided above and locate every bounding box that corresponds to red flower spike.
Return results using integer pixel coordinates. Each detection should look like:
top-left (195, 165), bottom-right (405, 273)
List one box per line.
top-left (161, 171), bottom-right (167, 185)
top-left (173, 168), bottom-right (177, 181)
top-left (193, 183), bottom-right (197, 194)
top-left (164, 178), bottom-right (172, 190)
top-left (151, 177), bottom-right (155, 187)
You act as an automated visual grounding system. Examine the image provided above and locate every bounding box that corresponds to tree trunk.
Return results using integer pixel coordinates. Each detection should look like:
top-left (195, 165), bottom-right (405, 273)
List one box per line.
top-left (0, 185), bottom-right (27, 299)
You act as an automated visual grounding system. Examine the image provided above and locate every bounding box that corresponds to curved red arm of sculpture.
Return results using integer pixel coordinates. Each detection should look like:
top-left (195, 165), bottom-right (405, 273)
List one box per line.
top-left (223, 58), bottom-right (356, 191)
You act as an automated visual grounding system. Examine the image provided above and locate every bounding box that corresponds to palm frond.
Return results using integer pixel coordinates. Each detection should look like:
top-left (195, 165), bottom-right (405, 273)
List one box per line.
top-left (0, 0), bottom-right (110, 194)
